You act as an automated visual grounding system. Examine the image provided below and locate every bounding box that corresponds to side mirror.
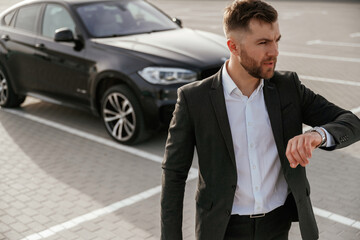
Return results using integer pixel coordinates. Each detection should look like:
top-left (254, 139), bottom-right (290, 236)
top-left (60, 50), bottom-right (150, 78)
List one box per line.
top-left (172, 17), bottom-right (182, 27)
top-left (54, 28), bottom-right (75, 42)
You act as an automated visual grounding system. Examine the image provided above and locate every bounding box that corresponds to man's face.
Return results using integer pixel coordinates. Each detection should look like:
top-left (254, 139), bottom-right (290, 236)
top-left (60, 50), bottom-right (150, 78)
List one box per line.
top-left (235, 19), bottom-right (281, 79)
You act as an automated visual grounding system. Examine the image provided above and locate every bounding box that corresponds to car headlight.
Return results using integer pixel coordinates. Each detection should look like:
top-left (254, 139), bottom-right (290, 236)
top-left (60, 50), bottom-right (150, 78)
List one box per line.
top-left (138, 67), bottom-right (197, 85)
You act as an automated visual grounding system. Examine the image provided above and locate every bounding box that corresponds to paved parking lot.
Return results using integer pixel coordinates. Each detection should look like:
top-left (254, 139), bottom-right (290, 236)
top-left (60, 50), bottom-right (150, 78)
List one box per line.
top-left (1, 0), bottom-right (360, 239)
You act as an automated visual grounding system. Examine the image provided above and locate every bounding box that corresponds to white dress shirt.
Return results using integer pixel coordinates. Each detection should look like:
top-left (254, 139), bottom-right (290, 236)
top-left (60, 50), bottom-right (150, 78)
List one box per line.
top-left (222, 63), bottom-right (334, 215)
top-left (222, 64), bottom-right (289, 215)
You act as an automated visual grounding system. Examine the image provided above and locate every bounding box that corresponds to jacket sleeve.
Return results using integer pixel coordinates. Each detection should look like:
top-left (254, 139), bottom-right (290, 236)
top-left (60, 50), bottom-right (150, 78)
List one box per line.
top-left (293, 72), bottom-right (360, 149)
top-left (161, 88), bottom-right (195, 240)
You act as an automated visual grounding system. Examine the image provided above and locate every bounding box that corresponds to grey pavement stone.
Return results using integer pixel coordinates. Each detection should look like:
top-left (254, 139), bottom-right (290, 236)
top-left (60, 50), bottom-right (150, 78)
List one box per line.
top-left (22, 221), bottom-right (45, 233)
top-left (6, 208), bottom-right (22, 218)
top-left (3, 230), bottom-right (24, 240)
top-left (1, 215), bottom-right (16, 225)
top-left (56, 230), bottom-right (81, 240)
top-left (0, 222), bottom-right (11, 233)
top-left (10, 222), bottom-right (29, 233)
top-left (73, 228), bottom-right (98, 240)
top-left (16, 215), bottom-right (33, 225)
top-left (82, 222), bottom-right (101, 233)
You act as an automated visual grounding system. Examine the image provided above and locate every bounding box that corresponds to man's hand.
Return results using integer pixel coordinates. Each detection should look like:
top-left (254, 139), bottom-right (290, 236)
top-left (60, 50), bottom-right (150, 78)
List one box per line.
top-left (286, 132), bottom-right (322, 168)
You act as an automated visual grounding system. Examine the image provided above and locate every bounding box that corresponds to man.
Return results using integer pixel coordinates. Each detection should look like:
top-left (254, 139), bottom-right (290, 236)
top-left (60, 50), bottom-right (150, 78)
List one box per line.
top-left (161, 0), bottom-right (360, 239)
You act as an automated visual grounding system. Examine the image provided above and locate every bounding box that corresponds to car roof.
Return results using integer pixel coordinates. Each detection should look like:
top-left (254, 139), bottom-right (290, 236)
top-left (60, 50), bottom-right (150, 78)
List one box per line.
top-left (1, 0), bottom-right (136, 16)
top-left (18, 0), bottom-right (134, 5)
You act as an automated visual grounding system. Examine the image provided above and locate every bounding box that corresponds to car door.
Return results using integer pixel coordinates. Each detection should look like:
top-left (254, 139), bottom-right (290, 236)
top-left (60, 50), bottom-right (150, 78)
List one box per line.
top-left (0, 4), bottom-right (42, 93)
top-left (34, 3), bottom-right (93, 106)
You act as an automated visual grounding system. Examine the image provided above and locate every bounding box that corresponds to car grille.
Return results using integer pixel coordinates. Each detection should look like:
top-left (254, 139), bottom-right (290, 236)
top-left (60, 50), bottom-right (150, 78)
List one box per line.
top-left (200, 66), bottom-right (222, 80)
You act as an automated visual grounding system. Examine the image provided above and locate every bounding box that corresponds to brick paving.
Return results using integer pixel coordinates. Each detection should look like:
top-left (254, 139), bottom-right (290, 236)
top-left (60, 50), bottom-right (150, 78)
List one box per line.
top-left (1, 108), bottom-right (360, 239)
top-left (1, 0), bottom-right (360, 240)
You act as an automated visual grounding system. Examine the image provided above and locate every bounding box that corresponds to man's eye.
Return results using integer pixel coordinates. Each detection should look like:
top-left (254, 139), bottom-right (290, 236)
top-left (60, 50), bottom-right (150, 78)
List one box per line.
top-left (259, 42), bottom-right (266, 45)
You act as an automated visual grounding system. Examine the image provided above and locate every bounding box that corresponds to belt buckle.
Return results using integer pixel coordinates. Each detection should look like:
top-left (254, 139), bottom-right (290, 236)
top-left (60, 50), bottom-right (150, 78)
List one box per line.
top-left (250, 213), bottom-right (265, 218)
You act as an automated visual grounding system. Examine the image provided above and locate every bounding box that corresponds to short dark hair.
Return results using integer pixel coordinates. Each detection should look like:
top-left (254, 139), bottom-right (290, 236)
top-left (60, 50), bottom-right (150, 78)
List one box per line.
top-left (223, 0), bottom-right (278, 37)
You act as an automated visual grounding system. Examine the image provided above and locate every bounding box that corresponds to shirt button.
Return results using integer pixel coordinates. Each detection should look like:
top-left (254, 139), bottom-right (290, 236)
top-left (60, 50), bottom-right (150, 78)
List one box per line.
top-left (250, 143), bottom-right (254, 148)
top-left (253, 165), bottom-right (256, 169)
top-left (255, 186), bottom-right (259, 191)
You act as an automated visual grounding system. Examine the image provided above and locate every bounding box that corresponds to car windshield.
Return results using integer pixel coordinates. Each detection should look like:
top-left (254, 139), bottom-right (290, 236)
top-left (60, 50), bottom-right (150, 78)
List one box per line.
top-left (75, 0), bottom-right (180, 38)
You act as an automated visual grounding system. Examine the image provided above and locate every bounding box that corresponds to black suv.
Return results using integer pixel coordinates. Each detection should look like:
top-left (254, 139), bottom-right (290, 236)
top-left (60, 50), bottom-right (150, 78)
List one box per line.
top-left (0, 0), bottom-right (229, 144)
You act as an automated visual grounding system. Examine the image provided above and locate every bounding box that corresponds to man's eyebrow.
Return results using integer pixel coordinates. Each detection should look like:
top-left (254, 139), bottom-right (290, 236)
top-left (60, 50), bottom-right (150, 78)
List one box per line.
top-left (256, 35), bottom-right (282, 42)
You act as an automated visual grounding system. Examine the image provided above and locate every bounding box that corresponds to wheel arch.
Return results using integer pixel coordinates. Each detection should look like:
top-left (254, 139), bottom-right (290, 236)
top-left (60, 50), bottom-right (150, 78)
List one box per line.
top-left (91, 71), bottom-right (142, 116)
top-left (0, 61), bottom-right (26, 107)
top-left (0, 60), bottom-right (21, 95)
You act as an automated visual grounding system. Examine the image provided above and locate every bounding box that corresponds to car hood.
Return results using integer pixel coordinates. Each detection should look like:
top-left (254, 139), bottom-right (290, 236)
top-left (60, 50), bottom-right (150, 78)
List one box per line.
top-left (91, 28), bottom-right (229, 67)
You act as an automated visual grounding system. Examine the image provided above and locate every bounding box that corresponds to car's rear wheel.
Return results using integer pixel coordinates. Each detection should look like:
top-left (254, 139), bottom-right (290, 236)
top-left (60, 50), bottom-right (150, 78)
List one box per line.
top-left (0, 67), bottom-right (25, 108)
top-left (101, 85), bottom-right (147, 145)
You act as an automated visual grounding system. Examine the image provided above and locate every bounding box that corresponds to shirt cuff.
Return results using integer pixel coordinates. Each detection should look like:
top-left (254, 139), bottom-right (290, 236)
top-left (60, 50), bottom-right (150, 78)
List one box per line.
top-left (320, 127), bottom-right (335, 147)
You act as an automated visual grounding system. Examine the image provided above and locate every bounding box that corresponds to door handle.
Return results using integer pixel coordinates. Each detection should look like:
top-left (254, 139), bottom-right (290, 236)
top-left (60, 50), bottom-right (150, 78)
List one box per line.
top-left (35, 43), bottom-right (46, 49)
top-left (1, 35), bottom-right (10, 41)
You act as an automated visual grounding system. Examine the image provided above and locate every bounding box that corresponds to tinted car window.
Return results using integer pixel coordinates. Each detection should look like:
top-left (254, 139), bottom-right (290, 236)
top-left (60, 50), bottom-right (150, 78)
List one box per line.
top-left (76, 0), bottom-right (179, 38)
top-left (42, 4), bottom-right (76, 38)
top-left (3, 10), bottom-right (16, 26)
top-left (14, 5), bottom-right (41, 33)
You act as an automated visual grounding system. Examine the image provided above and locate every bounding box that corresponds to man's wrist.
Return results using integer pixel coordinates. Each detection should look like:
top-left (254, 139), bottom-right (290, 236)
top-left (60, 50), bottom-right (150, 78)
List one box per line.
top-left (305, 127), bottom-right (327, 148)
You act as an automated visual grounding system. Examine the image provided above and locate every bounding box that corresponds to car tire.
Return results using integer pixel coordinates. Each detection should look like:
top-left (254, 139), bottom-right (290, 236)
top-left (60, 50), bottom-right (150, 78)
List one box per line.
top-left (101, 85), bottom-right (147, 145)
top-left (0, 66), bottom-right (26, 108)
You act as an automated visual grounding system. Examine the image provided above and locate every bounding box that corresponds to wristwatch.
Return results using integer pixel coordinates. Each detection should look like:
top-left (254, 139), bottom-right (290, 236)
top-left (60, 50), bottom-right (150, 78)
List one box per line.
top-left (305, 127), bottom-right (327, 148)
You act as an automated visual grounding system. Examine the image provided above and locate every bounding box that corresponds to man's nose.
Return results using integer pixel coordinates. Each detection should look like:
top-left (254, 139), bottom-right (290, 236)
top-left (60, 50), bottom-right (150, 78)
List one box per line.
top-left (268, 42), bottom-right (279, 57)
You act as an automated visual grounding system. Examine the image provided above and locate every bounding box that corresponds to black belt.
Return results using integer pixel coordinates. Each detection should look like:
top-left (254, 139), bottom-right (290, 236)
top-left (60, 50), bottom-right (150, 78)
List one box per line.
top-left (231, 204), bottom-right (285, 219)
top-left (249, 213), bottom-right (266, 218)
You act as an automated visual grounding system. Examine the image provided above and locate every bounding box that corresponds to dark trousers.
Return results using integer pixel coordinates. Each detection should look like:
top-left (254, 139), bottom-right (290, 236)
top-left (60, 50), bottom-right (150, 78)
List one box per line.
top-left (224, 196), bottom-right (293, 240)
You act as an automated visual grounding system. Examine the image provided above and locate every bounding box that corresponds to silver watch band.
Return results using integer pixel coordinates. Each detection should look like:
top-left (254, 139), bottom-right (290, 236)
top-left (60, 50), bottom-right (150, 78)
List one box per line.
top-left (305, 127), bottom-right (326, 148)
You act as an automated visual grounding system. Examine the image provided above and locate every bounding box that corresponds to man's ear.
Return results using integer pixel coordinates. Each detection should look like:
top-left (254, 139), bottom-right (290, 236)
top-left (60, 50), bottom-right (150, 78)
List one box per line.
top-left (227, 38), bottom-right (240, 56)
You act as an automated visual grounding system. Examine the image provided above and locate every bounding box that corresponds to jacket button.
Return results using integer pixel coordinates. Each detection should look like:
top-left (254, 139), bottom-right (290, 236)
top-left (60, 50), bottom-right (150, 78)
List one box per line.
top-left (226, 210), bottom-right (231, 216)
top-left (232, 185), bottom-right (236, 190)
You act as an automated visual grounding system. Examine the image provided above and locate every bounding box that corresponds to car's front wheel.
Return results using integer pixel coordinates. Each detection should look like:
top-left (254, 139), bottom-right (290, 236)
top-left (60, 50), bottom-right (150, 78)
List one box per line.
top-left (101, 85), bottom-right (147, 145)
top-left (0, 67), bottom-right (25, 108)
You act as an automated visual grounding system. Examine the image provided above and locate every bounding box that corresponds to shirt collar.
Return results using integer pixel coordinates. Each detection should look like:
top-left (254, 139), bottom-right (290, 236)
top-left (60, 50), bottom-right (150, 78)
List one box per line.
top-left (222, 61), bottom-right (264, 97)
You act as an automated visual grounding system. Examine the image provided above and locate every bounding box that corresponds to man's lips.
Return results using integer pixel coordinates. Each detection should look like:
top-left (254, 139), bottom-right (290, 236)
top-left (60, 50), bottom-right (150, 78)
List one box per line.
top-left (263, 60), bottom-right (276, 66)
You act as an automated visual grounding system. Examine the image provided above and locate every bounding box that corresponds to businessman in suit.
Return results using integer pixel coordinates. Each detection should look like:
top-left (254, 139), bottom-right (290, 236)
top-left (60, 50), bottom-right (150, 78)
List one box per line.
top-left (161, 0), bottom-right (360, 239)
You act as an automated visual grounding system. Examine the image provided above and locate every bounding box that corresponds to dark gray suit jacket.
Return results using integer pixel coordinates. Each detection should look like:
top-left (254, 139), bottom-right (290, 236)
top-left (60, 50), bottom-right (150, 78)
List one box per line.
top-left (161, 69), bottom-right (360, 240)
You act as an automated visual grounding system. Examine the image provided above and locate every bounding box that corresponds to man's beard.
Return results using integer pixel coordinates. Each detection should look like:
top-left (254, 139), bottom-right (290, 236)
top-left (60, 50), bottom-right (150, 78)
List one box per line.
top-left (240, 48), bottom-right (277, 79)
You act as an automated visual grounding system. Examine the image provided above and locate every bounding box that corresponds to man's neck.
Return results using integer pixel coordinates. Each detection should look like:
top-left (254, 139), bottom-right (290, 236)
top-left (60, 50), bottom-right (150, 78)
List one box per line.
top-left (226, 60), bottom-right (260, 98)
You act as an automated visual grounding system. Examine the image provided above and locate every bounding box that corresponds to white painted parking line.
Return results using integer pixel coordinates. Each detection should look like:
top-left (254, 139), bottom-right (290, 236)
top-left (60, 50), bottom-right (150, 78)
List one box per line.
top-left (313, 207), bottom-right (360, 230)
top-left (306, 40), bottom-right (360, 48)
top-left (21, 187), bottom-right (157, 239)
top-left (2, 108), bottom-right (165, 163)
top-left (2, 108), bottom-right (201, 175)
top-left (299, 75), bottom-right (360, 87)
top-left (22, 187), bottom-right (164, 240)
top-left (350, 32), bottom-right (360, 38)
top-left (2, 106), bottom-right (360, 238)
top-left (20, 170), bottom-right (199, 240)
top-left (280, 51), bottom-right (360, 63)
top-left (351, 106), bottom-right (360, 115)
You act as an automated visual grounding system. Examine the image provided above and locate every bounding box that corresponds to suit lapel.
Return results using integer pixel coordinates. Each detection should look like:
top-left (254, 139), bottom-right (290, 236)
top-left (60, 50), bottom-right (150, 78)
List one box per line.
top-left (209, 70), bottom-right (236, 168)
top-left (263, 79), bottom-right (286, 162)
top-left (209, 72), bottom-right (287, 169)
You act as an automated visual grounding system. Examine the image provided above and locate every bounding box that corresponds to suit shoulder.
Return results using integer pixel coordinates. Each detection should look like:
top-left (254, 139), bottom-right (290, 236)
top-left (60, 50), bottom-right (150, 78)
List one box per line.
top-left (179, 75), bottom-right (215, 94)
top-left (269, 71), bottom-right (300, 86)
top-left (271, 71), bottom-right (296, 81)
